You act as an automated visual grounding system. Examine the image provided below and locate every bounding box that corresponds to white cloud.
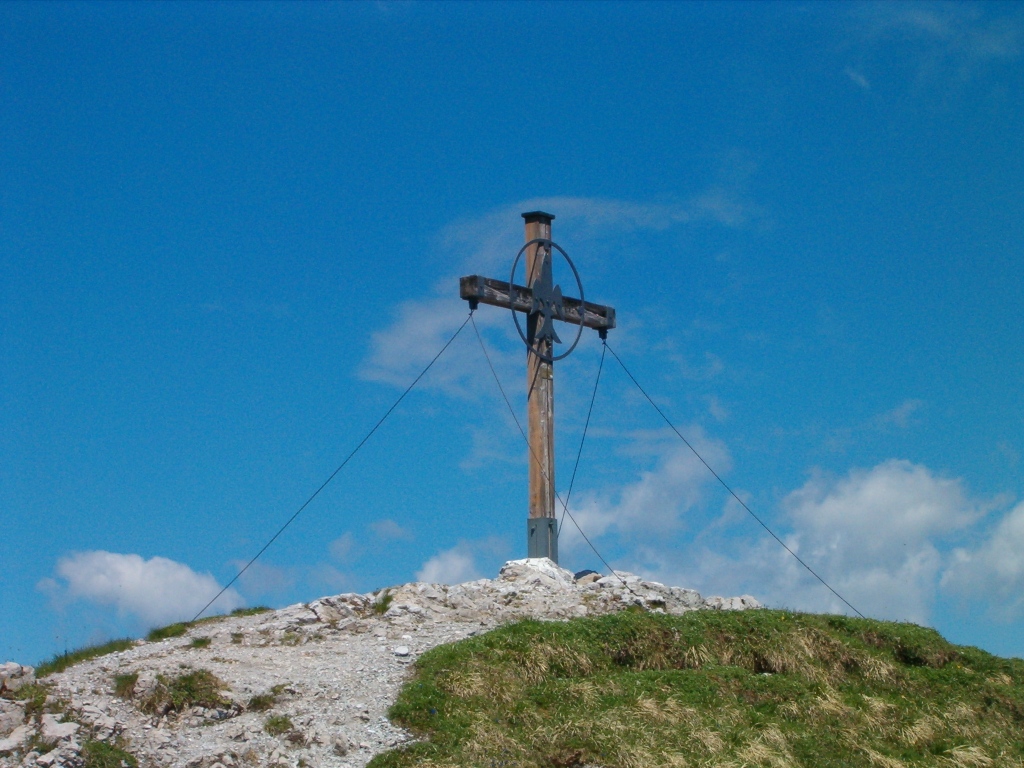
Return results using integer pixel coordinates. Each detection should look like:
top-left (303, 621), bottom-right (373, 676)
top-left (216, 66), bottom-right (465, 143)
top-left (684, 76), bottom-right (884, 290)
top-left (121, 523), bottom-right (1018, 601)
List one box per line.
top-left (784, 459), bottom-right (979, 570)
top-left (560, 427), bottom-right (731, 555)
top-left (416, 537), bottom-right (510, 585)
top-left (943, 501), bottom-right (1024, 619)
top-left (416, 545), bottom-right (481, 585)
top-left (760, 459), bottom-right (981, 622)
top-left (41, 551), bottom-right (244, 628)
top-left (639, 460), bottom-right (985, 623)
top-left (370, 519), bottom-right (413, 541)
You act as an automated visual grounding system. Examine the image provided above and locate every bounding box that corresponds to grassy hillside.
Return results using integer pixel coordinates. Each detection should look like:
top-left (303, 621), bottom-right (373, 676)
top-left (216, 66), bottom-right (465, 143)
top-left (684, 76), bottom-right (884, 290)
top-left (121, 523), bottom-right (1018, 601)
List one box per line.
top-left (370, 609), bottom-right (1024, 768)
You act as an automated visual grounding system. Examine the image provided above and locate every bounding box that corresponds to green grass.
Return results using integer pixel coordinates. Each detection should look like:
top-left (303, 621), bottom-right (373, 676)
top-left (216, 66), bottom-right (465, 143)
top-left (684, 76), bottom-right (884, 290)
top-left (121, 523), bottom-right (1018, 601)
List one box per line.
top-left (372, 589), bottom-right (394, 615)
top-left (247, 692), bottom-right (277, 712)
top-left (264, 714), bottom-right (294, 736)
top-left (145, 606), bottom-right (272, 643)
top-left (141, 669), bottom-right (231, 715)
top-left (27, 608), bottom-right (270, 675)
top-left (1, 681), bottom-right (52, 718)
top-left (370, 609), bottom-right (1024, 768)
top-left (230, 606), bottom-right (271, 617)
top-left (35, 639), bottom-right (135, 678)
top-left (113, 672), bottom-right (138, 699)
top-left (80, 740), bottom-right (138, 768)
top-left (25, 734), bottom-right (58, 755)
top-left (247, 683), bottom-right (289, 711)
top-left (190, 636), bottom-right (212, 649)
top-left (146, 623), bottom-right (189, 642)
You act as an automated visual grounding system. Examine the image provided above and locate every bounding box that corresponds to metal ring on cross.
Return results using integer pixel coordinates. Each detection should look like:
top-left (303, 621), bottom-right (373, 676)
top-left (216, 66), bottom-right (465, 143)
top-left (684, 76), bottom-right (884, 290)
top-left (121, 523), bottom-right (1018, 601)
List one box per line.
top-left (510, 238), bottom-right (585, 363)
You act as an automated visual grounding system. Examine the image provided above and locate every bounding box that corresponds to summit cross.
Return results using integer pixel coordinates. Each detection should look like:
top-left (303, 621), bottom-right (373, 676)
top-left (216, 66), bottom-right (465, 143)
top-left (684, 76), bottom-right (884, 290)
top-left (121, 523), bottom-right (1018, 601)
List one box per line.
top-left (459, 211), bottom-right (616, 564)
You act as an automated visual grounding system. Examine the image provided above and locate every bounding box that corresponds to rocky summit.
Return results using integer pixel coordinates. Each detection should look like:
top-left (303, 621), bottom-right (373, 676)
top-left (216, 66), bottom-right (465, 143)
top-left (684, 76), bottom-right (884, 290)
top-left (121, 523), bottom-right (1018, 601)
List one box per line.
top-left (1, 558), bottom-right (759, 768)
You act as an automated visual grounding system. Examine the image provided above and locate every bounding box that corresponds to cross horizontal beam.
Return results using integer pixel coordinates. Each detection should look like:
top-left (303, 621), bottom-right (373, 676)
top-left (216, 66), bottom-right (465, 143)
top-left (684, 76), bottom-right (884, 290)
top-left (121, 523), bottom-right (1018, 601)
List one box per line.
top-left (459, 274), bottom-right (616, 331)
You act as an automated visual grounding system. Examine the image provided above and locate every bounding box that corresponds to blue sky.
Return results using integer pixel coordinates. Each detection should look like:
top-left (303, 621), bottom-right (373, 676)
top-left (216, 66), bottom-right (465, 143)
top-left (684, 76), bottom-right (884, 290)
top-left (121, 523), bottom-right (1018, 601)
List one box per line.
top-left (3, 1), bottom-right (1023, 664)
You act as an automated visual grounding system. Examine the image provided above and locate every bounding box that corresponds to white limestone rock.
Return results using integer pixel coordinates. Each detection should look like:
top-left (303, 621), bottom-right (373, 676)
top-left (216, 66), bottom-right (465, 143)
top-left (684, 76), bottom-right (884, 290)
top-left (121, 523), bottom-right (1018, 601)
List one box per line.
top-left (73, 704), bottom-right (120, 741)
top-left (703, 595), bottom-right (762, 611)
top-left (498, 557), bottom-right (577, 589)
top-left (133, 669), bottom-right (159, 701)
top-left (308, 594), bottom-right (370, 623)
top-left (39, 715), bottom-right (78, 743)
top-left (0, 724), bottom-right (31, 755)
top-left (669, 586), bottom-right (704, 608)
top-left (0, 665), bottom-right (33, 695)
top-left (0, 702), bottom-right (25, 739)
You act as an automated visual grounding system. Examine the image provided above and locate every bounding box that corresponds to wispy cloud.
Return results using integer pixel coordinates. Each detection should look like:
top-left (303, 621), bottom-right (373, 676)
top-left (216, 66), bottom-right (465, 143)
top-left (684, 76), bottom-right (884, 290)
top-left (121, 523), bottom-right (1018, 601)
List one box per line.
top-left (845, 66), bottom-right (872, 90)
top-left (822, 398), bottom-right (925, 453)
top-left (39, 551), bottom-right (244, 628)
top-left (370, 518), bottom-right (413, 541)
top-left (364, 193), bottom-right (753, 400)
top-left (559, 426), bottom-right (732, 556)
top-left (310, 563), bottom-right (350, 593)
top-left (873, 399), bottom-right (924, 429)
top-left (705, 395), bottom-right (730, 422)
top-left (416, 537), bottom-right (511, 585)
top-left (458, 423), bottom-right (525, 471)
top-left (890, 5), bottom-right (1021, 61)
top-left (329, 532), bottom-right (355, 561)
top-left (436, 194), bottom-right (755, 279)
top-left (228, 559), bottom-right (296, 600)
top-left (416, 545), bottom-right (481, 585)
top-left (359, 295), bottom-right (514, 398)
top-left (845, 2), bottom-right (1022, 90)
top-left (995, 440), bottom-right (1019, 468)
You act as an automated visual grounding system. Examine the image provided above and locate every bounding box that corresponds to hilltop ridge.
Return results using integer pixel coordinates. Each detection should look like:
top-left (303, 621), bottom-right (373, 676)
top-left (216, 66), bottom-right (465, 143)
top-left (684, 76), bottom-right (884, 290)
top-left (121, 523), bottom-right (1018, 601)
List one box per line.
top-left (1, 559), bottom-right (758, 768)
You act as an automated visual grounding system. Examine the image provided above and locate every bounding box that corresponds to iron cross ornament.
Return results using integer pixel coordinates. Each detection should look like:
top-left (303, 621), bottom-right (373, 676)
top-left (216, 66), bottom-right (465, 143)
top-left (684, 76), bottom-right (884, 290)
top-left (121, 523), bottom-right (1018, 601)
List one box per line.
top-left (528, 242), bottom-right (564, 345)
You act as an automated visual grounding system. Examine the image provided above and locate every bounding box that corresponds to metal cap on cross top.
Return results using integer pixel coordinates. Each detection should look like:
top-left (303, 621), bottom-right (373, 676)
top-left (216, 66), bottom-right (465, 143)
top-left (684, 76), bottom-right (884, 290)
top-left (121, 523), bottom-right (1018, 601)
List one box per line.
top-left (459, 212), bottom-right (616, 565)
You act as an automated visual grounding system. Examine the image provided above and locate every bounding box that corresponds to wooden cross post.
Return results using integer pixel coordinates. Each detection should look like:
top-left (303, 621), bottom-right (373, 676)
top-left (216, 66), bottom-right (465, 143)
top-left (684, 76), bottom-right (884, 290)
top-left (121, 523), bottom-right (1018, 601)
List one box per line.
top-left (459, 211), bottom-right (616, 564)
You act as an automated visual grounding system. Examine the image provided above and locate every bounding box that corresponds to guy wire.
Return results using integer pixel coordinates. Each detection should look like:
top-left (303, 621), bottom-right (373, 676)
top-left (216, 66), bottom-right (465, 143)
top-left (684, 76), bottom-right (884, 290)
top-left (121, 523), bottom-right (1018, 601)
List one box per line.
top-left (191, 310), bottom-right (475, 622)
top-left (558, 341), bottom-right (605, 536)
top-left (604, 341), bottom-right (865, 619)
top-left (470, 317), bottom-right (640, 598)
